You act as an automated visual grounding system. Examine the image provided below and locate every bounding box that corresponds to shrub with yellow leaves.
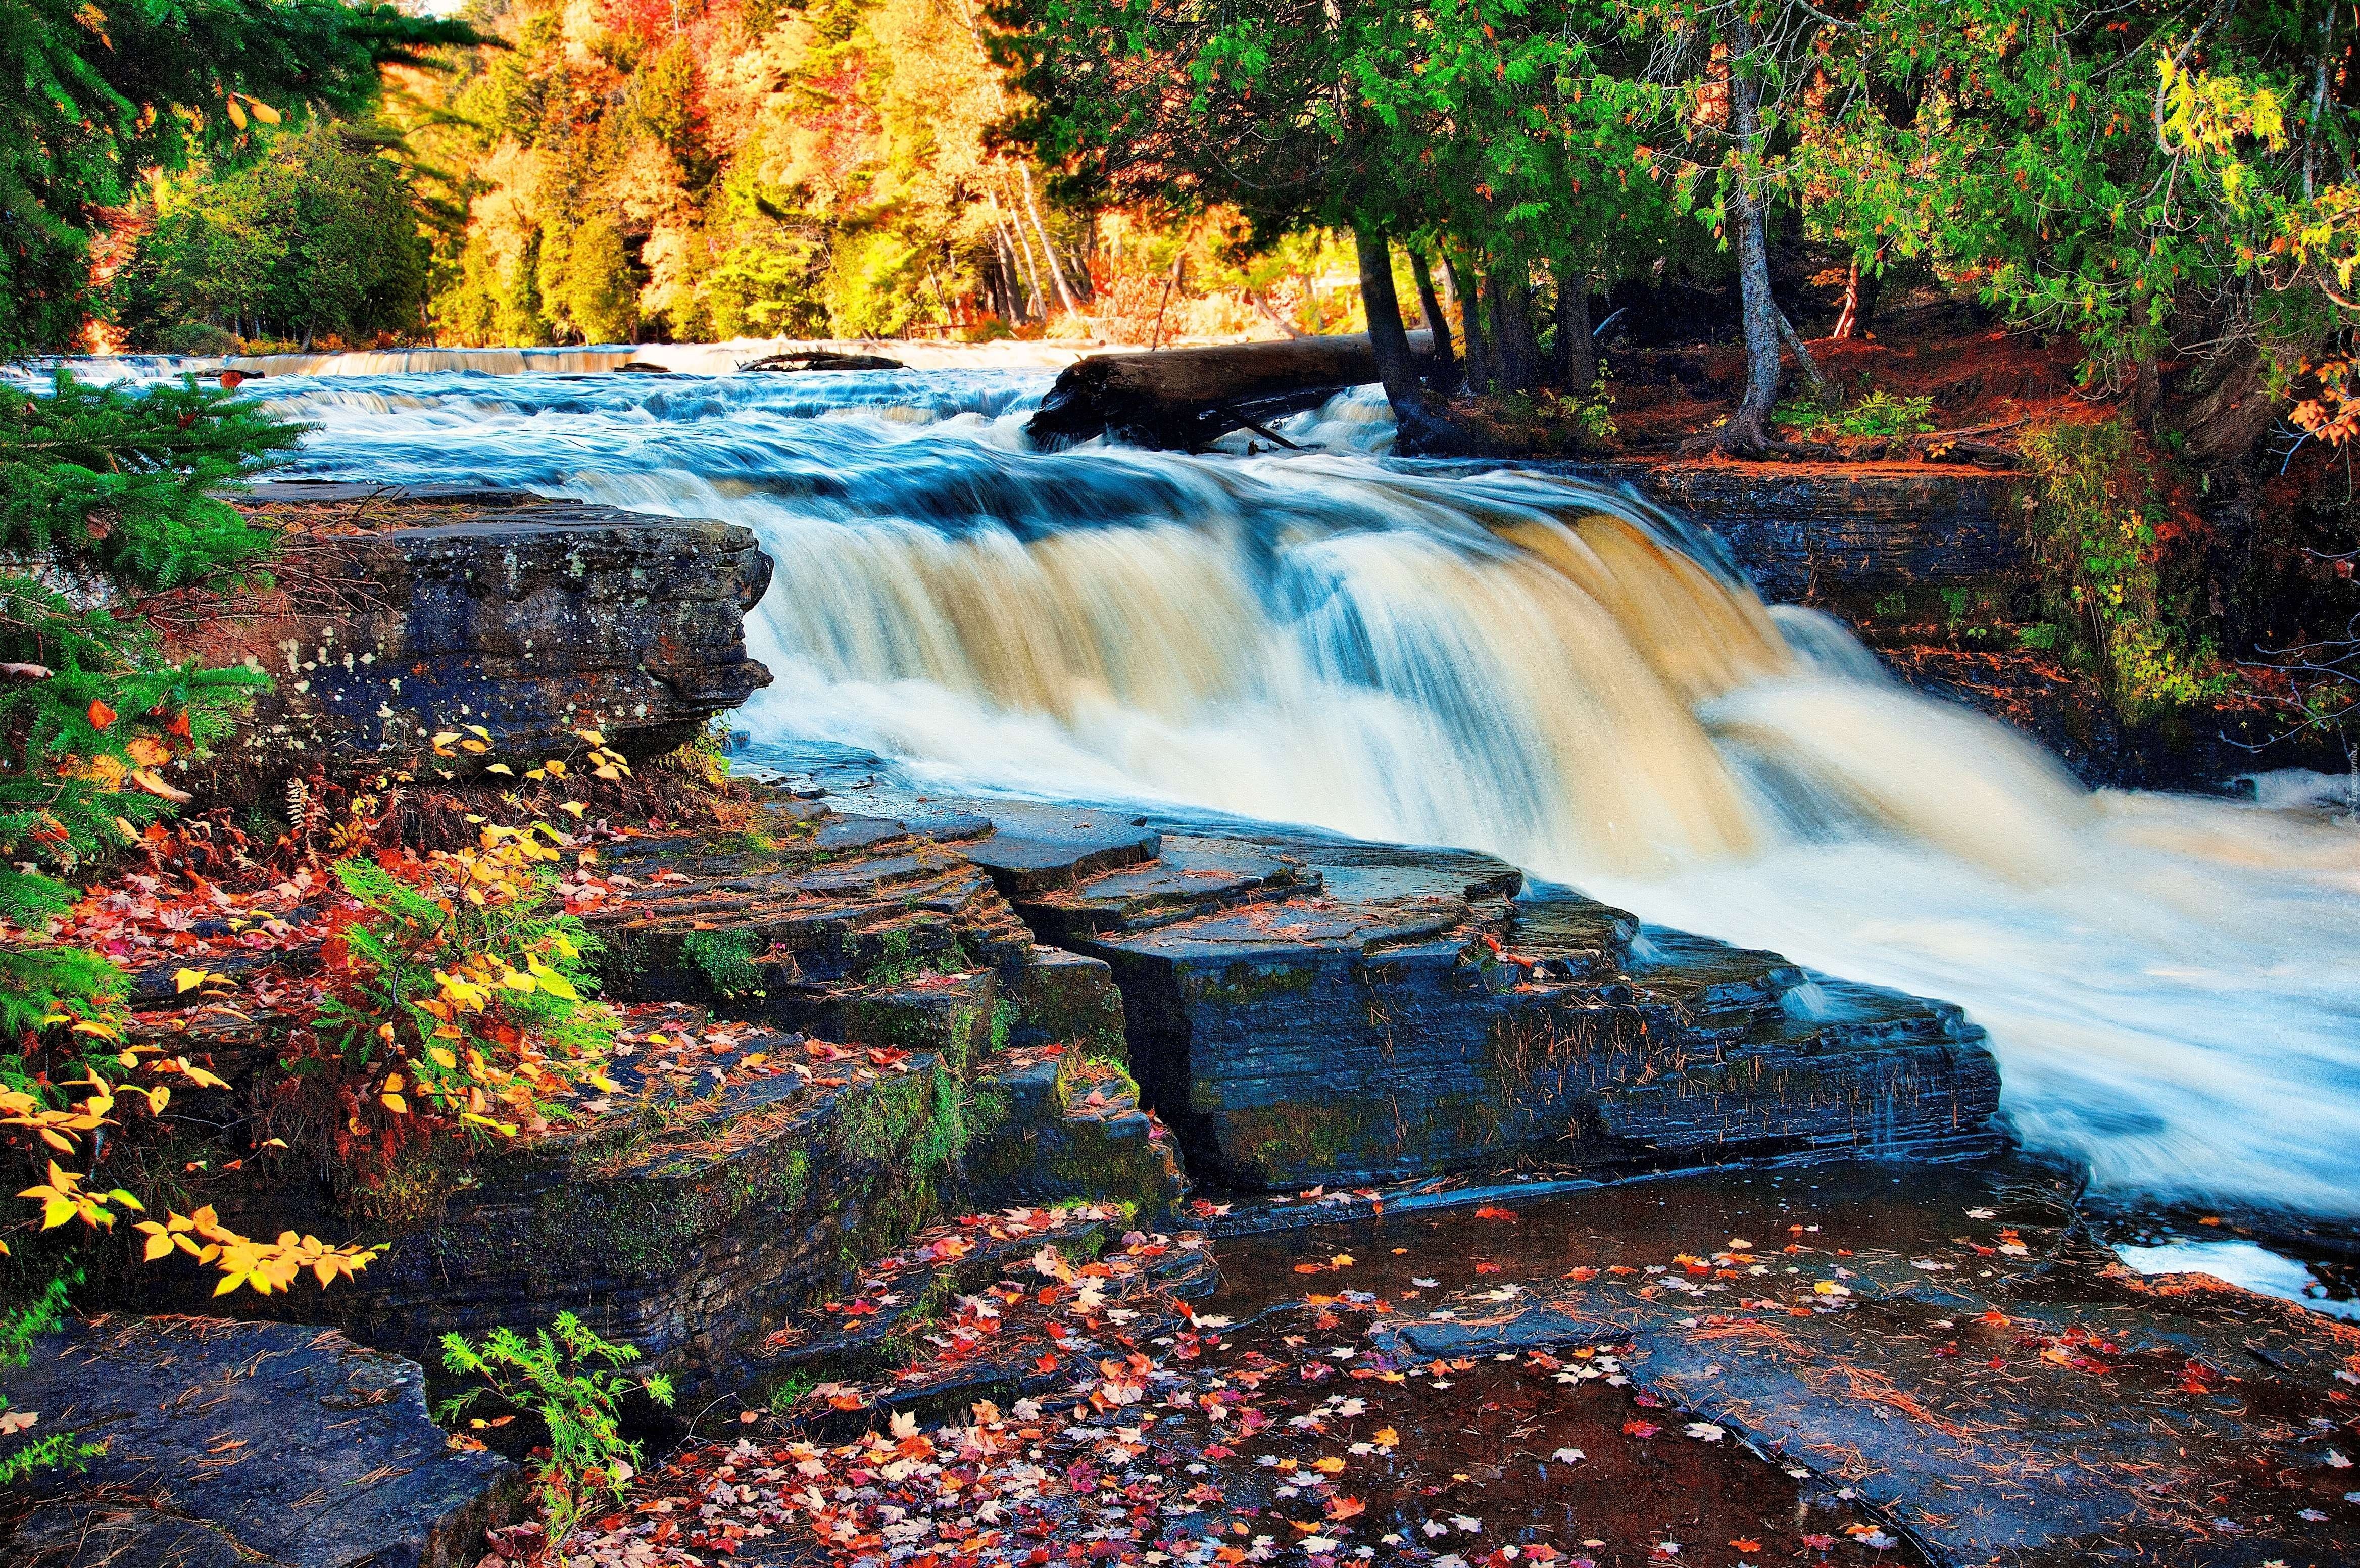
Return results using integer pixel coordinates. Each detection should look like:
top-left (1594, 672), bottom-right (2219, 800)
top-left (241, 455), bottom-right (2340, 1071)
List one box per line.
top-left (314, 816), bottom-right (616, 1149)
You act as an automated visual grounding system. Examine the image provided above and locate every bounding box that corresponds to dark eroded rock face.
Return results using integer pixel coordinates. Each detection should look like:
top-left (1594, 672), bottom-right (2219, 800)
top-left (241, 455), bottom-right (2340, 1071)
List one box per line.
top-left (1590, 461), bottom-right (2025, 601)
top-left (1, 1315), bottom-right (520, 1568)
top-left (994, 828), bottom-right (2003, 1191)
top-left (183, 492), bottom-right (772, 783)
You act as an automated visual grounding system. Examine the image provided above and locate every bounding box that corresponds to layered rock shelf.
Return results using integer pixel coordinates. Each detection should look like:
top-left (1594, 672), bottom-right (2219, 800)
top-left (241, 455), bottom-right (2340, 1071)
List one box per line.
top-left (88, 788), bottom-right (2004, 1408)
top-left (175, 483), bottom-right (774, 787)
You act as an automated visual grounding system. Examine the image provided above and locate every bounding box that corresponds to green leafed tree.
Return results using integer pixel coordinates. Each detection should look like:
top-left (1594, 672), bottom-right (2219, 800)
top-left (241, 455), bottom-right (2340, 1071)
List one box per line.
top-left (109, 121), bottom-right (434, 352)
top-left (1, 374), bottom-right (298, 1037)
top-left (0, 0), bottom-right (474, 355)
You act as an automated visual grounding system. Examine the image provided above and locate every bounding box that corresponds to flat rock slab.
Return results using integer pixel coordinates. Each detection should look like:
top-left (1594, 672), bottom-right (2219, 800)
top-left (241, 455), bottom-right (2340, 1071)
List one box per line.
top-left (1014, 835), bottom-right (1309, 943)
top-left (2, 1315), bottom-right (519, 1568)
top-left (956, 802), bottom-right (1162, 895)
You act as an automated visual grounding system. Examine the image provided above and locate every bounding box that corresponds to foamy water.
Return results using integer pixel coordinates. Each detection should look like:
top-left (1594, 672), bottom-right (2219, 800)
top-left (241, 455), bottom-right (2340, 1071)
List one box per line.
top-left (111, 359), bottom-right (2360, 1218)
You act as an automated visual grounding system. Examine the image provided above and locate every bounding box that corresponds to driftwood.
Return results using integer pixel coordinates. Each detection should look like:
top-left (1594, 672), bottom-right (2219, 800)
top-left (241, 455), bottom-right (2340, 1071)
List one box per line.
top-left (1028, 331), bottom-right (1435, 451)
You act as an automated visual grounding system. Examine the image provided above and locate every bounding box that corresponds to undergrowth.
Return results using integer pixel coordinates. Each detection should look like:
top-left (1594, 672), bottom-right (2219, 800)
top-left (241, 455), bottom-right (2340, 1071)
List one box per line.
top-left (438, 1312), bottom-right (675, 1545)
top-left (2019, 419), bottom-right (2231, 722)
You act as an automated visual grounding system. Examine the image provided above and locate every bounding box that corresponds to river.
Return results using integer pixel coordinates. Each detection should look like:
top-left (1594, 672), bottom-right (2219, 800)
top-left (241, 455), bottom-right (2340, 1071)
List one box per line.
top-left (88, 354), bottom-right (2360, 1220)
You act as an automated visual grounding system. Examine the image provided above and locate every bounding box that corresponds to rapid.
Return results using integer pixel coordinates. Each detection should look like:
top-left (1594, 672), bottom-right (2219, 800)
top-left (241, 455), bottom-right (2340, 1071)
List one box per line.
top-left (187, 359), bottom-right (2360, 1218)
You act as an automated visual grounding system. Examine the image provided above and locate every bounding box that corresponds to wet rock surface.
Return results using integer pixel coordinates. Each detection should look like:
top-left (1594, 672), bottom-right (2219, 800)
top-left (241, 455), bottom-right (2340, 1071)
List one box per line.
top-left (1578, 463), bottom-right (2025, 603)
top-left (182, 490), bottom-right (773, 788)
top-left (1009, 823), bottom-right (2001, 1191)
top-left (0, 1314), bottom-right (521, 1568)
top-left (1215, 1158), bottom-right (2360, 1567)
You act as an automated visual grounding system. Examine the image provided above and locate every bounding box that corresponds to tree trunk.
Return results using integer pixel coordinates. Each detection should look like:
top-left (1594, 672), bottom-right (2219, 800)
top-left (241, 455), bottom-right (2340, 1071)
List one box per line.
top-left (1778, 310), bottom-right (1834, 405)
top-left (1554, 267), bottom-right (1596, 394)
top-left (1443, 251), bottom-right (1492, 396)
top-left (1355, 228), bottom-right (1470, 455)
top-left (1490, 271), bottom-right (1543, 395)
top-left (1018, 162), bottom-right (1078, 313)
top-left (1407, 246), bottom-right (1456, 387)
top-left (1831, 260), bottom-right (1861, 339)
top-left (1714, 17), bottom-right (1784, 454)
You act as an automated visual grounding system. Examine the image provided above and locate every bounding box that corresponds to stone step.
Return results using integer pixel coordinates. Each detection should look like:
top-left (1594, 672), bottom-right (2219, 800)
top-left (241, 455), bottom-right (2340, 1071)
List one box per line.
top-left (1014, 834), bottom-right (1313, 942)
top-left (960, 1047), bottom-right (1184, 1221)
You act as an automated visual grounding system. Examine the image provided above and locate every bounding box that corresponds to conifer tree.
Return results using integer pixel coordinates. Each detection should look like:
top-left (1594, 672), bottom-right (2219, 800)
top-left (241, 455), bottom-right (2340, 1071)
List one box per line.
top-left (1, 373), bottom-right (297, 1035)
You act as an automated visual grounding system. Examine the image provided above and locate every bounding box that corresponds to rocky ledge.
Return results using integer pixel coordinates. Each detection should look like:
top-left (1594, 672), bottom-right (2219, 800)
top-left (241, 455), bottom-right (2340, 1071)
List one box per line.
top-left (92, 790), bottom-right (2001, 1409)
top-left (171, 483), bottom-right (772, 787)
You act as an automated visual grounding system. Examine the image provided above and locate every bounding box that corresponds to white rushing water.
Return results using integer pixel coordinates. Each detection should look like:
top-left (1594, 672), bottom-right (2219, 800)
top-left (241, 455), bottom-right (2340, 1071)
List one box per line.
top-left (212, 362), bottom-right (2360, 1217)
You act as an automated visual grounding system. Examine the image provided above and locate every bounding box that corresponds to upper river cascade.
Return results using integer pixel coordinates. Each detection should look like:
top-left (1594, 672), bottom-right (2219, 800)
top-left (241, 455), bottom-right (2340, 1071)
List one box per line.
top-left (172, 358), bottom-right (2360, 1219)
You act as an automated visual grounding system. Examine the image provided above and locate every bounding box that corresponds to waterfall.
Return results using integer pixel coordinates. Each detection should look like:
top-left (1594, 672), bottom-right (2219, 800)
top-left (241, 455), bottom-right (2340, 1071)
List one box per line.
top-left (239, 364), bottom-right (2360, 1216)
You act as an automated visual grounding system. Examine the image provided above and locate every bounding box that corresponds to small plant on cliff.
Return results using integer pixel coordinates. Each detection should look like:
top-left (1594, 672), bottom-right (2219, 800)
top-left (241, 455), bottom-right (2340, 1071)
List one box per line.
top-left (2019, 420), bottom-right (2231, 722)
top-left (1774, 388), bottom-right (1935, 440)
top-left (438, 1313), bottom-right (675, 1545)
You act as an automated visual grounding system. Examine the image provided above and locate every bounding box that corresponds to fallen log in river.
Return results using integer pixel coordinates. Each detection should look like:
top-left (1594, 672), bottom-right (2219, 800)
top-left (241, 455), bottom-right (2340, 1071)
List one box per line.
top-left (1027, 330), bottom-right (1435, 450)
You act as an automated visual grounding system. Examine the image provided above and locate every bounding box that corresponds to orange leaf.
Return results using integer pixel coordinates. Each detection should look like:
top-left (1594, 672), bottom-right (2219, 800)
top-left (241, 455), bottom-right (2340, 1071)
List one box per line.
top-left (87, 699), bottom-right (117, 730)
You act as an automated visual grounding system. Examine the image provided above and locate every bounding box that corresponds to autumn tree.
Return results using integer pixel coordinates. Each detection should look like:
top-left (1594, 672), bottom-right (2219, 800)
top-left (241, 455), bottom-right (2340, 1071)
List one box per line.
top-left (110, 121), bottom-right (434, 351)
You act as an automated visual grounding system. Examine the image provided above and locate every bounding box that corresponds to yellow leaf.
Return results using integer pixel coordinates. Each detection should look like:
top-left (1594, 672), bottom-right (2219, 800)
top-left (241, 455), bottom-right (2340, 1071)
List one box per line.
top-left (246, 96), bottom-right (280, 124)
top-left (380, 1092), bottom-right (409, 1115)
top-left (429, 1046), bottom-right (458, 1070)
top-left (144, 1231), bottom-right (175, 1262)
top-left (459, 739), bottom-right (489, 754)
top-left (531, 966), bottom-right (580, 1002)
top-left (40, 1199), bottom-right (77, 1230)
top-left (383, 1072), bottom-right (404, 1093)
top-left (485, 763), bottom-right (514, 776)
top-left (213, 1272), bottom-right (246, 1296)
top-left (543, 758), bottom-right (567, 778)
top-left (224, 94), bottom-right (247, 128)
top-left (174, 967), bottom-right (213, 994)
top-left (465, 725), bottom-right (490, 740)
top-left (559, 801), bottom-right (587, 818)
top-left (71, 1020), bottom-right (118, 1040)
top-left (574, 729), bottom-right (605, 745)
top-left (595, 765), bottom-right (622, 781)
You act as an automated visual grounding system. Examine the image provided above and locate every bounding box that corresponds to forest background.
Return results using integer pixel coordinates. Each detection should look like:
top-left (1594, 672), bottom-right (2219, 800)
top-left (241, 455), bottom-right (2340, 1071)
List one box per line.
top-left (92, 0), bottom-right (1368, 356)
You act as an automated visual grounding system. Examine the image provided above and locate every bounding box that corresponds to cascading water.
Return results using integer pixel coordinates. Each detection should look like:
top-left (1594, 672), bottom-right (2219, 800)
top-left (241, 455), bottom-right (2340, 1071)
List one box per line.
top-left (232, 360), bottom-right (2360, 1217)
